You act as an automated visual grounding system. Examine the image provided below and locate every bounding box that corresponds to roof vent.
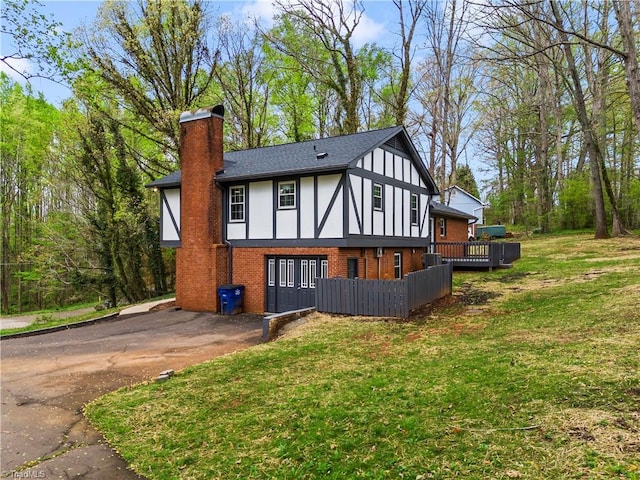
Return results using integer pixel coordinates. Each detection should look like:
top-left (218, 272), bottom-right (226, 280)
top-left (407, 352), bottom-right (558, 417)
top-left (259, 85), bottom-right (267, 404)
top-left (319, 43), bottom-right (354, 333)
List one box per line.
top-left (316, 152), bottom-right (328, 159)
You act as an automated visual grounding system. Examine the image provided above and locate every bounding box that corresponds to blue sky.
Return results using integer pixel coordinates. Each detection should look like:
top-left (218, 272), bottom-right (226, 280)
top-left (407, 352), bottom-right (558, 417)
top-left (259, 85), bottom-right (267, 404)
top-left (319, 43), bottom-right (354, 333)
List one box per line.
top-left (1, 0), bottom-right (398, 105)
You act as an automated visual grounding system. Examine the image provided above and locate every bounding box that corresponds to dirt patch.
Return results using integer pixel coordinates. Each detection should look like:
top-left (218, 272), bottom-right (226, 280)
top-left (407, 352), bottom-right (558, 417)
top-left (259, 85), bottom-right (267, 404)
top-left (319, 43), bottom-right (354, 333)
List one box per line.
top-left (149, 300), bottom-right (176, 312)
top-left (455, 282), bottom-right (502, 305)
top-left (541, 408), bottom-right (640, 459)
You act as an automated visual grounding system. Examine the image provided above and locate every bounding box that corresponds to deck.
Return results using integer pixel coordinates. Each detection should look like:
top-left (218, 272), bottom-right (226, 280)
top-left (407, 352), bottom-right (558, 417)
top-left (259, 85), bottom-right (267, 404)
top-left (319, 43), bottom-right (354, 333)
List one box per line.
top-left (429, 241), bottom-right (521, 270)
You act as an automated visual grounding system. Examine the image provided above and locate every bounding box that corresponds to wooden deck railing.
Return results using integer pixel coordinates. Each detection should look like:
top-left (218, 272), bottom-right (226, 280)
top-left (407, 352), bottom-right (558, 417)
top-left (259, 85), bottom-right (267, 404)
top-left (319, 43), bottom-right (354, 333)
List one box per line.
top-left (430, 241), bottom-right (521, 269)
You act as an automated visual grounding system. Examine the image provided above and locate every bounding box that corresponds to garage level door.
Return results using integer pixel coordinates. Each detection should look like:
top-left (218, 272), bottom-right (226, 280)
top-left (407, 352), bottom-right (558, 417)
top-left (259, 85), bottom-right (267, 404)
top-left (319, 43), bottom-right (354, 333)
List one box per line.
top-left (265, 256), bottom-right (328, 313)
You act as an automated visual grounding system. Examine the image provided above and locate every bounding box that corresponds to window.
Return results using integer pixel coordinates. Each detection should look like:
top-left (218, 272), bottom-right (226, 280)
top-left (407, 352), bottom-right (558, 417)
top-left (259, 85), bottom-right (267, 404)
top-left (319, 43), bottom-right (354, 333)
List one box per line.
top-left (321, 260), bottom-right (328, 279)
top-left (268, 259), bottom-right (275, 286)
top-left (279, 260), bottom-right (287, 287)
top-left (394, 252), bottom-right (402, 279)
top-left (410, 193), bottom-right (419, 225)
top-left (301, 260), bottom-right (309, 288)
top-left (229, 186), bottom-right (245, 222)
top-left (440, 218), bottom-right (447, 237)
top-left (278, 181), bottom-right (296, 209)
top-left (347, 258), bottom-right (359, 279)
top-left (373, 183), bottom-right (383, 210)
top-left (287, 259), bottom-right (295, 287)
top-left (309, 260), bottom-right (317, 288)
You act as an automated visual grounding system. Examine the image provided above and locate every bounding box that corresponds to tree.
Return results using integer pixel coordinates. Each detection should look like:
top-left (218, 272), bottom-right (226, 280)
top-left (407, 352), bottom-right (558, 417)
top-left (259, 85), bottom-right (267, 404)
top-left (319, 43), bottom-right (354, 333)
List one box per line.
top-left (215, 17), bottom-right (274, 149)
top-left (266, 0), bottom-right (375, 134)
top-left (417, 0), bottom-right (477, 198)
top-left (455, 165), bottom-right (480, 199)
top-left (0, 74), bottom-right (61, 312)
top-left (0, 0), bottom-right (74, 82)
top-left (82, 0), bottom-right (219, 168)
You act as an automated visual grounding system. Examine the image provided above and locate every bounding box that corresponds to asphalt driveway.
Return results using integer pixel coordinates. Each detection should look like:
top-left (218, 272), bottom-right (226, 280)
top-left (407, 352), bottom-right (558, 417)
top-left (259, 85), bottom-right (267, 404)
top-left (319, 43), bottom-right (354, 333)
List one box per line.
top-left (0, 309), bottom-right (263, 479)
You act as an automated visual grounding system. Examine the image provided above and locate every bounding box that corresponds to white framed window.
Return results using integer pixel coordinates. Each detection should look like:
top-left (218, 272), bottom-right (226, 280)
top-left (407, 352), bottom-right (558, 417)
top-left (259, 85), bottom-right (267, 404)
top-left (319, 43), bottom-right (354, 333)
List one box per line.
top-left (394, 252), bottom-right (402, 279)
top-left (410, 193), bottom-right (419, 225)
top-left (321, 259), bottom-right (328, 279)
top-left (287, 259), bottom-right (295, 287)
top-left (309, 260), bottom-right (317, 288)
top-left (373, 183), bottom-right (383, 210)
top-left (440, 218), bottom-right (447, 237)
top-left (279, 260), bottom-right (287, 287)
top-left (268, 259), bottom-right (275, 286)
top-left (229, 185), bottom-right (245, 222)
top-left (278, 181), bottom-right (296, 209)
top-left (301, 260), bottom-right (309, 288)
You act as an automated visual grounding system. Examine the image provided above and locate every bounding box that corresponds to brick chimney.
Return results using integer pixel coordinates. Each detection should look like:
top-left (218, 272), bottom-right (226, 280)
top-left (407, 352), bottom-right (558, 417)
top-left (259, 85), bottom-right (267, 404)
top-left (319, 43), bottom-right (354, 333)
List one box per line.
top-left (175, 106), bottom-right (228, 312)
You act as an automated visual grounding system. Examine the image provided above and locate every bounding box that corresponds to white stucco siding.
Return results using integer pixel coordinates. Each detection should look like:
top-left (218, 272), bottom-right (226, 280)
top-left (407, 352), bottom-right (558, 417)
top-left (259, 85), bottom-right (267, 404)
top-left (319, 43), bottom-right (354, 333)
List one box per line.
top-left (373, 148), bottom-right (384, 175)
top-left (373, 210), bottom-right (384, 236)
top-left (363, 152), bottom-right (372, 172)
top-left (385, 184), bottom-right (394, 235)
top-left (317, 174), bottom-right (343, 238)
top-left (300, 177), bottom-right (315, 238)
top-left (248, 181), bottom-right (273, 239)
top-left (227, 223), bottom-right (246, 240)
top-left (403, 189), bottom-right (411, 235)
top-left (404, 158), bottom-right (412, 184)
top-left (276, 209), bottom-right (297, 238)
top-left (349, 174), bottom-right (362, 235)
top-left (421, 193), bottom-right (430, 237)
top-left (162, 188), bottom-right (180, 242)
top-left (394, 154), bottom-right (403, 181)
top-left (362, 178), bottom-right (372, 235)
top-left (394, 187), bottom-right (403, 236)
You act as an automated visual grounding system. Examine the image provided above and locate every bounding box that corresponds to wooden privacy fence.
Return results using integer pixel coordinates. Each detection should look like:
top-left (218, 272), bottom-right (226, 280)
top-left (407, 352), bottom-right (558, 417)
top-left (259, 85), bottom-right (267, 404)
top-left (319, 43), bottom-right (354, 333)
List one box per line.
top-left (316, 262), bottom-right (453, 318)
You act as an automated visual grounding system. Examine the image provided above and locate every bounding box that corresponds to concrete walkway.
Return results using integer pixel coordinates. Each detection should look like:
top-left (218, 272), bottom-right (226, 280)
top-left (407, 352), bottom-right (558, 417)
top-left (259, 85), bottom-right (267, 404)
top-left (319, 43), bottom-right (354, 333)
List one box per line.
top-left (0, 298), bottom-right (176, 331)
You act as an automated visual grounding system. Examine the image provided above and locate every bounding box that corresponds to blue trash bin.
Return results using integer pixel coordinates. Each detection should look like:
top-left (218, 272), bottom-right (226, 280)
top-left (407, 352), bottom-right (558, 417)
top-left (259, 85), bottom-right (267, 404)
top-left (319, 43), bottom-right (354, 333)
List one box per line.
top-left (217, 285), bottom-right (244, 315)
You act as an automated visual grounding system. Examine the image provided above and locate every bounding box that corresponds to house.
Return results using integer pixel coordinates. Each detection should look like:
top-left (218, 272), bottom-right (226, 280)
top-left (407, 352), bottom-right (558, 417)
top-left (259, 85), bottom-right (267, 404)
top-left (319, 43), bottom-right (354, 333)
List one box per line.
top-left (444, 186), bottom-right (486, 239)
top-left (148, 106), bottom-right (440, 314)
top-left (430, 201), bottom-right (477, 242)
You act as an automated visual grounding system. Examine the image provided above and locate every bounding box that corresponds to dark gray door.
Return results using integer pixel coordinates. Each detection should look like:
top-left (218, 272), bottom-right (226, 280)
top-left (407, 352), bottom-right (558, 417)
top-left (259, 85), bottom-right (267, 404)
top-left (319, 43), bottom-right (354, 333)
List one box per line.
top-left (265, 256), bottom-right (327, 313)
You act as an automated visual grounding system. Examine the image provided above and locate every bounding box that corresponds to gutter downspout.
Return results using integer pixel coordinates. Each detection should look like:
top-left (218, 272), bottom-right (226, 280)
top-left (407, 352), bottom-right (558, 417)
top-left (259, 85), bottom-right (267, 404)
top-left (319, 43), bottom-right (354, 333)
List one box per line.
top-left (215, 179), bottom-right (233, 284)
top-left (224, 240), bottom-right (233, 284)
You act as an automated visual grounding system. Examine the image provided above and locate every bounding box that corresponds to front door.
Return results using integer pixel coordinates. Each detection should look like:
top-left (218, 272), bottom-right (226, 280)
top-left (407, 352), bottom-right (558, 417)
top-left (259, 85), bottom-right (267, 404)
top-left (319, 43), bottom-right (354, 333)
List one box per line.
top-left (266, 256), bottom-right (328, 313)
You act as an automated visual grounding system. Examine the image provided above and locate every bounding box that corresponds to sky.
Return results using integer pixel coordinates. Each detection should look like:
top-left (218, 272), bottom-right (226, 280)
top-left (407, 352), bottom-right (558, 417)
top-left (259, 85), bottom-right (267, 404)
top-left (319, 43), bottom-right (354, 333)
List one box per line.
top-left (1, 0), bottom-right (490, 192)
top-left (1, 0), bottom-right (396, 105)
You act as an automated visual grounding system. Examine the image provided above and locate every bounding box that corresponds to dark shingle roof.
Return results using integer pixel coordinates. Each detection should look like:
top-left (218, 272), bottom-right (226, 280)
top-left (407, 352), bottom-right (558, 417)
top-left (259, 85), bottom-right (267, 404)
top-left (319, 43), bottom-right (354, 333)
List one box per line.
top-left (430, 201), bottom-right (477, 220)
top-left (147, 126), bottom-right (437, 191)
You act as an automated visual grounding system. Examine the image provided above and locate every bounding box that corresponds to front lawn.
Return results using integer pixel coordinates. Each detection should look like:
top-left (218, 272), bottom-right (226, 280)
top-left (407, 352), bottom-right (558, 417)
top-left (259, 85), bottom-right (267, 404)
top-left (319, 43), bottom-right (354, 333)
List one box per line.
top-left (86, 233), bottom-right (640, 479)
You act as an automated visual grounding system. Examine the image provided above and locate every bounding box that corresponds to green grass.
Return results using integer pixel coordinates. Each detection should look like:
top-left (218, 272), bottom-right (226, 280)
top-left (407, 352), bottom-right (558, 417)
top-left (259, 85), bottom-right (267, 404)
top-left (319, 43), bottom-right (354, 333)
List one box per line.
top-left (0, 307), bottom-right (124, 336)
top-left (86, 233), bottom-right (640, 479)
top-left (0, 293), bottom-right (175, 336)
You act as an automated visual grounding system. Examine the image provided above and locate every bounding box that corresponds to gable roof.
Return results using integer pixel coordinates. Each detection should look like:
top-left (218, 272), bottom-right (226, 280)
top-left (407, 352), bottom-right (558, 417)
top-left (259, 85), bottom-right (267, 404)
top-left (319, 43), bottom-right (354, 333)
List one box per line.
top-left (430, 201), bottom-right (477, 220)
top-left (148, 126), bottom-right (438, 192)
top-left (445, 185), bottom-right (484, 205)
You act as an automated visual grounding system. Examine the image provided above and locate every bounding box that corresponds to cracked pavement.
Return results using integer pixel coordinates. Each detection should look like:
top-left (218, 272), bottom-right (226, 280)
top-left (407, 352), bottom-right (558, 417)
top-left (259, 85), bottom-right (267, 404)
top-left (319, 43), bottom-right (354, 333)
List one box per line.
top-left (1, 309), bottom-right (263, 479)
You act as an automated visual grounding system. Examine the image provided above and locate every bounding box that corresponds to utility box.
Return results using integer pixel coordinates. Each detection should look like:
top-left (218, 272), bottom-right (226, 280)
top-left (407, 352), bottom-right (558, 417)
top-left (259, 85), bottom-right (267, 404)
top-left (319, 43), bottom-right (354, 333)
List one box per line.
top-left (217, 285), bottom-right (245, 315)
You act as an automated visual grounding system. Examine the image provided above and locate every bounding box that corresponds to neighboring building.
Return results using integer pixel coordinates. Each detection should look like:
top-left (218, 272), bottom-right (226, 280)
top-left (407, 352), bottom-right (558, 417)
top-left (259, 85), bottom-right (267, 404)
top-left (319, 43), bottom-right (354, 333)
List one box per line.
top-left (444, 186), bottom-right (486, 239)
top-left (148, 106), bottom-right (439, 314)
top-left (430, 201), bottom-right (478, 242)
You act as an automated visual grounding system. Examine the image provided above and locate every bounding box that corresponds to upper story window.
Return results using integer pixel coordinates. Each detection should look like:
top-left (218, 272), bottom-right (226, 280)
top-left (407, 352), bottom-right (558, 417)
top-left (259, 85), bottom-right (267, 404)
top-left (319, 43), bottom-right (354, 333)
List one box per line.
top-left (410, 193), bottom-right (419, 225)
top-left (278, 181), bottom-right (296, 209)
top-left (229, 185), bottom-right (245, 222)
top-left (373, 183), bottom-right (383, 210)
top-left (440, 218), bottom-right (447, 237)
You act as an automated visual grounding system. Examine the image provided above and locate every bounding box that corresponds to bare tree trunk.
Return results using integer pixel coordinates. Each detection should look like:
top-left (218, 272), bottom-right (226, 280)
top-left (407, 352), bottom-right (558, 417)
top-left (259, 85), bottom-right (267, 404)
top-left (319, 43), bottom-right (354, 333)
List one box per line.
top-left (612, 0), bottom-right (640, 140)
top-left (550, 0), bottom-right (609, 238)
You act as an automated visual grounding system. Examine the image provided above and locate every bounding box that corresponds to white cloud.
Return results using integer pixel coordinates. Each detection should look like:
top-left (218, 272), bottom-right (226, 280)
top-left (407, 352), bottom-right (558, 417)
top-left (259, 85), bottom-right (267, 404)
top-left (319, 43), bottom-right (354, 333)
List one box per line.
top-left (239, 0), bottom-right (386, 48)
top-left (0, 57), bottom-right (32, 84)
top-left (241, 0), bottom-right (279, 26)
top-left (352, 12), bottom-right (387, 48)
